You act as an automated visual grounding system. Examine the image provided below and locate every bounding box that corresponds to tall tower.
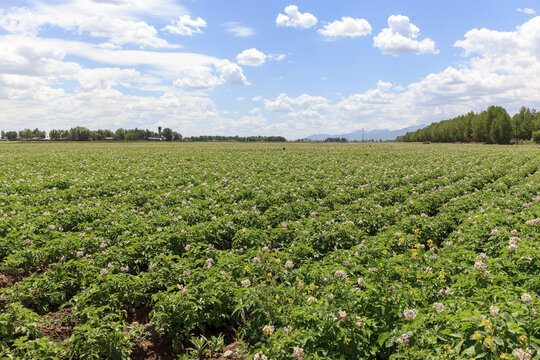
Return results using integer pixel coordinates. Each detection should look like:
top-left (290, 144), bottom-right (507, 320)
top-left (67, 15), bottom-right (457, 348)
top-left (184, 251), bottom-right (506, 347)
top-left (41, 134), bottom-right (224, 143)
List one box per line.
top-left (158, 126), bottom-right (162, 138)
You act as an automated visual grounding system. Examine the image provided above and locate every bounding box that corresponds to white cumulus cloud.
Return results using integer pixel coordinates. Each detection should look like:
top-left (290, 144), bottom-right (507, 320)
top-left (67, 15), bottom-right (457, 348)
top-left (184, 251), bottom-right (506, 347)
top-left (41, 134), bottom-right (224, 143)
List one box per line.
top-left (173, 60), bottom-right (250, 89)
top-left (163, 15), bottom-right (207, 36)
top-left (215, 60), bottom-right (249, 85)
top-left (268, 54), bottom-right (286, 61)
top-left (236, 48), bottom-right (266, 67)
top-left (373, 15), bottom-right (437, 56)
top-left (223, 22), bottom-right (255, 37)
top-left (252, 16), bottom-right (540, 137)
top-left (319, 17), bottom-right (372, 38)
top-left (173, 67), bottom-right (220, 89)
top-left (0, 0), bottom-right (182, 48)
top-left (517, 8), bottom-right (536, 14)
top-left (276, 5), bottom-right (318, 29)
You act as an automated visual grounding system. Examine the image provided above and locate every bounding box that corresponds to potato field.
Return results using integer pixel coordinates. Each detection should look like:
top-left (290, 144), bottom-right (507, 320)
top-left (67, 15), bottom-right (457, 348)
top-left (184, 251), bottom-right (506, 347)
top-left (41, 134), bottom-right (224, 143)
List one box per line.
top-left (0, 142), bottom-right (538, 360)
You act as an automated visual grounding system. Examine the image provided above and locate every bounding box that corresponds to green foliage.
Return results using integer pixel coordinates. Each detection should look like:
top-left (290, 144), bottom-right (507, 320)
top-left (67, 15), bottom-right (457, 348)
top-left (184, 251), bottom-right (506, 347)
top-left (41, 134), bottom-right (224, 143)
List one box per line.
top-left (187, 135), bottom-right (287, 142)
top-left (398, 105), bottom-right (540, 144)
top-left (65, 310), bottom-right (132, 360)
top-left (0, 142), bottom-right (538, 359)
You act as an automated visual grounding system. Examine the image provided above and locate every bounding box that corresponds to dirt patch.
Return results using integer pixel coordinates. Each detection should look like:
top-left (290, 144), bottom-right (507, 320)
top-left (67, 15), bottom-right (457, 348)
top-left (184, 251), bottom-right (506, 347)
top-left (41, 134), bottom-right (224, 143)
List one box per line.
top-left (0, 268), bottom-right (51, 288)
top-left (126, 303), bottom-right (153, 325)
top-left (0, 274), bottom-right (21, 288)
top-left (131, 325), bottom-right (177, 360)
top-left (38, 307), bottom-right (76, 342)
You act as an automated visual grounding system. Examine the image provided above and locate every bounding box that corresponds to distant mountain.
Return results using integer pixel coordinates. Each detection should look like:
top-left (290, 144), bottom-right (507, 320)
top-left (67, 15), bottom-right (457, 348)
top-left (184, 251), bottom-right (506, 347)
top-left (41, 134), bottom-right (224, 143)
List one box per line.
top-left (306, 125), bottom-right (425, 141)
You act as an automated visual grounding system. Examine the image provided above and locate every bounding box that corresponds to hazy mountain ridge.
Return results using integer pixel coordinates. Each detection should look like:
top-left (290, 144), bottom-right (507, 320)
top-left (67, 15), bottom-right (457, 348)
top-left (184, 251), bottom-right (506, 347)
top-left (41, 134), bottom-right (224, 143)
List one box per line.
top-left (306, 125), bottom-right (425, 141)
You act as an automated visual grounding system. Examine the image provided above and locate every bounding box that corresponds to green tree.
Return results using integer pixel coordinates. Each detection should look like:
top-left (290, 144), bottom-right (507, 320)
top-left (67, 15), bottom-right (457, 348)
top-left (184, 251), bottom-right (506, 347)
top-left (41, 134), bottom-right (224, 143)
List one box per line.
top-left (19, 128), bottom-right (33, 139)
top-left (49, 129), bottom-right (59, 140)
top-left (173, 131), bottom-right (182, 141)
top-left (5, 131), bottom-right (18, 140)
top-left (114, 128), bottom-right (126, 140)
top-left (162, 127), bottom-right (173, 141)
top-left (69, 126), bottom-right (90, 141)
top-left (32, 128), bottom-right (46, 138)
top-left (489, 106), bottom-right (512, 144)
top-left (513, 107), bottom-right (537, 141)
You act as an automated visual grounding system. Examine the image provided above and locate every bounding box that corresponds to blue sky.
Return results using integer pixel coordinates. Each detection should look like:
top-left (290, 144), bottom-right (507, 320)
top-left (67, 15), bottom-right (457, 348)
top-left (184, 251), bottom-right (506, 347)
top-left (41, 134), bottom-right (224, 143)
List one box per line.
top-left (0, 0), bottom-right (539, 138)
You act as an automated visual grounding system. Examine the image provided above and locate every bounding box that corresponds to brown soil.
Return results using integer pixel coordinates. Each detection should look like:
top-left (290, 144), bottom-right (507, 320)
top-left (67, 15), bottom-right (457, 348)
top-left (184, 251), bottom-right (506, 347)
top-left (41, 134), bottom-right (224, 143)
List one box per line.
top-left (131, 325), bottom-right (177, 360)
top-left (0, 268), bottom-right (51, 288)
top-left (38, 306), bottom-right (76, 342)
top-left (0, 273), bottom-right (21, 288)
top-left (126, 303), bottom-right (153, 325)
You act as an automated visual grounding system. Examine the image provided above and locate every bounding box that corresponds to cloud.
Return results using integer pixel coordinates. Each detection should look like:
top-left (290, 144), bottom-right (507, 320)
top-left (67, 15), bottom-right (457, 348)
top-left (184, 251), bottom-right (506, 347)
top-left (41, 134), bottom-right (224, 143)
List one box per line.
top-left (0, 35), bottom-right (218, 78)
top-left (0, 0), bottom-right (182, 48)
top-left (236, 48), bottom-right (266, 66)
top-left (261, 93), bottom-right (330, 112)
top-left (223, 22), bottom-right (255, 37)
top-left (373, 15), bottom-right (437, 55)
top-left (173, 67), bottom-right (220, 89)
top-left (318, 17), bottom-right (372, 38)
top-left (0, 34), bottom-right (250, 97)
top-left (236, 49), bottom-right (286, 66)
top-left (173, 61), bottom-right (250, 89)
top-left (252, 16), bottom-right (540, 137)
top-left (0, 0), bottom-right (256, 136)
top-left (215, 60), bottom-right (249, 85)
top-left (517, 8), bottom-right (536, 14)
top-left (163, 15), bottom-right (206, 36)
top-left (268, 54), bottom-right (286, 61)
top-left (2, 2), bottom-right (540, 139)
top-left (276, 5), bottom-right (318, 29)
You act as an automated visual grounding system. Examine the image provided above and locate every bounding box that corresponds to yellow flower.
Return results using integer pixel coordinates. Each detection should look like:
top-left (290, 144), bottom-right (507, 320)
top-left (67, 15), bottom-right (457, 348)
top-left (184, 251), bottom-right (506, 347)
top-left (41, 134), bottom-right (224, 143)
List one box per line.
top-left (244, 265), bottom-right (250, 272)
top-left (275, 258), bottom-right (281, 264)
top-left (439, 271), bottom-right (446, 280)
top-left (481, 318), bottom-right (491, 327)
top-left (414, 229), bottom-right (420, 235)
top-left (472, 333), bottom-right (482, 341)
top-left (443, 344), bottom-right (451, 351)
top-left (343, 338), bottom-right (351, 344)
top-left (500, 354), bottom-right (509, 359)
top-left (267, 272), bottom-right (272, 277)
top-left (484, 336), bottom-right (494, 348)
top-left (519, 334), bottom-right (527, 344)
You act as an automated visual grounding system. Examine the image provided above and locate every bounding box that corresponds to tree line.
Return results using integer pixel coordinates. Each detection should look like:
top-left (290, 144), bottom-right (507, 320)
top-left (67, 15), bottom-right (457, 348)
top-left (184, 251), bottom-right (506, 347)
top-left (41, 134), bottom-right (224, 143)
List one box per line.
top-left (0, 127), bottom-right (289, 142)
top-left (397, 106), bottom-right (540, 144)
top-left (188, 135), bottom-right (287, 142)
top-left (324, 137), bottom-right (348, 142)
top-left (0, 127), bottom-right (183, 141)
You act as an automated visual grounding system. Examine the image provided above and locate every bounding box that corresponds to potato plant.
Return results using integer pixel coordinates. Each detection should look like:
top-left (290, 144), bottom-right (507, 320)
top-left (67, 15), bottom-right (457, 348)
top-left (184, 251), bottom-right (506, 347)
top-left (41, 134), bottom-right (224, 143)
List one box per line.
top-left (0, 142), bottom-right (538, 359)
